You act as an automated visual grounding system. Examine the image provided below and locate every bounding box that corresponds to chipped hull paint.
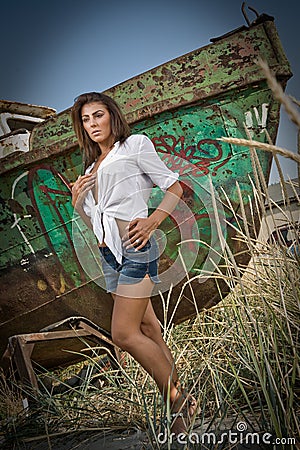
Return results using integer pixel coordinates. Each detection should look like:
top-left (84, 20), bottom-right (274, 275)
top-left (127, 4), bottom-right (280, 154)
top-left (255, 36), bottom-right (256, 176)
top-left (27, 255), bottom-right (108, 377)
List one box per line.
top-left (0, 131), bottom-right (30, 157)
top-left (0, 18), bottom-right (292, 367)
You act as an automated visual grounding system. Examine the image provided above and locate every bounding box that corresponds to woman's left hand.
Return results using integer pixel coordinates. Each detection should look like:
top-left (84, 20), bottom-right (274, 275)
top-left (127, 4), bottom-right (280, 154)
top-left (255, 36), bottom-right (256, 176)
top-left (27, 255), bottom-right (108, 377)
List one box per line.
top-left (123, 181), bottom-right (183, 250)
top-left (123, 217), bottom-right (156, 250)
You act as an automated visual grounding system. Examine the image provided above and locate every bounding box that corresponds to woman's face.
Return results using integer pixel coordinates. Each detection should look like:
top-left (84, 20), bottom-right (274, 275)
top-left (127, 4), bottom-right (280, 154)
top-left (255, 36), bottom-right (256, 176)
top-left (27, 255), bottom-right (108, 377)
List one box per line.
top-left (81, 102), bottom-right (113, 148)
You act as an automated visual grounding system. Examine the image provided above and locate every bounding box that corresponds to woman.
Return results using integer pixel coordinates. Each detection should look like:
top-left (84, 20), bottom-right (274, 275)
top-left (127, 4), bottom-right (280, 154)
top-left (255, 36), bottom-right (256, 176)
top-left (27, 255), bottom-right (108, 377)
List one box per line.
top-left (71, 92), bottom-right (196, 435)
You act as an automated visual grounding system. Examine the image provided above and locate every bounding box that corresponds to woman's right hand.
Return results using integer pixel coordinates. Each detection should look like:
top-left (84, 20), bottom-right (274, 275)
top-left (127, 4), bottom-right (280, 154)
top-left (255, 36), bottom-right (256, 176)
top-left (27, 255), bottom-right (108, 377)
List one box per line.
top-left (71, 173), bottom-right (96, 210)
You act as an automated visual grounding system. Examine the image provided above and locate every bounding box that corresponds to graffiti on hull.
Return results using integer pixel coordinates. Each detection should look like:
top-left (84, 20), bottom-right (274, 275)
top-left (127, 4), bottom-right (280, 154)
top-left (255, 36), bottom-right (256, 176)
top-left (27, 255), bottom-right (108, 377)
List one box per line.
top-left (0, 95), bottom-right (273, 299)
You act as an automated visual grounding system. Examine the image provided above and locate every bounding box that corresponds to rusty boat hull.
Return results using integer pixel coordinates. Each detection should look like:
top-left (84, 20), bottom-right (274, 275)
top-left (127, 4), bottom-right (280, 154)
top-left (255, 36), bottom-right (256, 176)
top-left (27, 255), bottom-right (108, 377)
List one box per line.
top-left (0, 17), bottom-right (292, 368)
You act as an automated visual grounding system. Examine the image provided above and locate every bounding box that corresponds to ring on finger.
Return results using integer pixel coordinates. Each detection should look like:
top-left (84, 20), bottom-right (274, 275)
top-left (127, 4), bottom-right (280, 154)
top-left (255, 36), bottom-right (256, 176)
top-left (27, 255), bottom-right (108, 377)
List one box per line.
top-left (135, 238), bottom-right (141, 244)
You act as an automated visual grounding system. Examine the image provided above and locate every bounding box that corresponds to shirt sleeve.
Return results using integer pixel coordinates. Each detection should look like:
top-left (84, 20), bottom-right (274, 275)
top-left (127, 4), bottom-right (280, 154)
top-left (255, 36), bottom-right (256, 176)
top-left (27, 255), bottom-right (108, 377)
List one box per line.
top-left (137, 135), bottom-right (179, 191)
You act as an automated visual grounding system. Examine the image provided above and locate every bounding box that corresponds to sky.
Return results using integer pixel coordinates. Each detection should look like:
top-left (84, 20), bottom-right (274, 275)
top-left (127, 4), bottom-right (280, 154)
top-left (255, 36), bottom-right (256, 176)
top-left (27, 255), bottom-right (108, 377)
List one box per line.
top-left (1, 0), bottom-right (299, 184)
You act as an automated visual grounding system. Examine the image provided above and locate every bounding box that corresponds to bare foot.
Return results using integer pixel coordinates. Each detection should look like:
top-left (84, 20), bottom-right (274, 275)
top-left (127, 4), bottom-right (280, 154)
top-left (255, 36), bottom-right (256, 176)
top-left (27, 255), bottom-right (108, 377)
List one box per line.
top-left (175, 387), bottom-right (198, 420)
top-left (182, 390), bottom-right (198, 423)
top-left (170, 393), bottom-right (196, 435)
top-left (169, 384), bottom-right (198, 436)
top-left (170, 411), bottom-right (188, 435)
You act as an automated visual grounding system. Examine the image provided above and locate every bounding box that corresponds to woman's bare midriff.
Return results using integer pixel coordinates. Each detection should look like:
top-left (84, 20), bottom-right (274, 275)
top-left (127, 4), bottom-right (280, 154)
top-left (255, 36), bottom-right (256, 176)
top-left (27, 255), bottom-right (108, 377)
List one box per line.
top-left (98, 217), bottom-right (130, 248)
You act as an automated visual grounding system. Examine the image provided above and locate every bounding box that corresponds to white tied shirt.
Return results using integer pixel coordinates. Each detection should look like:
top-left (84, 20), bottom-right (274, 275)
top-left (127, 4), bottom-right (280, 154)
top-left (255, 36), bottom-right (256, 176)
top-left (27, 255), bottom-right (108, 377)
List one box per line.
top-left (82, 134), bottom-right (179, 263)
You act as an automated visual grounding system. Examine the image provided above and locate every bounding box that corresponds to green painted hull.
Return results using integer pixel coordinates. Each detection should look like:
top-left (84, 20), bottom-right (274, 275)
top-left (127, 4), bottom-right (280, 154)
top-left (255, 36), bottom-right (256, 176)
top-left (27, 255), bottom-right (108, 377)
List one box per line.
top-left (0, 18), bottom-right (292, 368)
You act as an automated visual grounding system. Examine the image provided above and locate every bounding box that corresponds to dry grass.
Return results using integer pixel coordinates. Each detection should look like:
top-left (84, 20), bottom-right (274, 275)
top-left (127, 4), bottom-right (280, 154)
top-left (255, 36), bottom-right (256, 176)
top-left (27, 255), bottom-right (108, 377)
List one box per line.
top-left (218, 136), bottom-right (300, 164)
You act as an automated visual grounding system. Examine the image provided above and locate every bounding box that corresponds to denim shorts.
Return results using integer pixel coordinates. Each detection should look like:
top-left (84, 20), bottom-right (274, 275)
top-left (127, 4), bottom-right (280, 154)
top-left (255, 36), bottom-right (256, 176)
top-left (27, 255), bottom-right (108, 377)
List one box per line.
top-left (99, 236), bottom-right (161, 293)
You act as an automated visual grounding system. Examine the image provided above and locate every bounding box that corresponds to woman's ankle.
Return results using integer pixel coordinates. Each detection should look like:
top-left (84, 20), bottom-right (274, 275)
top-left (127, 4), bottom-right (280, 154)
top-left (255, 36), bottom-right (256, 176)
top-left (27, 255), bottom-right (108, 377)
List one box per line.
top-left (170, 388), bottom-right (185, 412)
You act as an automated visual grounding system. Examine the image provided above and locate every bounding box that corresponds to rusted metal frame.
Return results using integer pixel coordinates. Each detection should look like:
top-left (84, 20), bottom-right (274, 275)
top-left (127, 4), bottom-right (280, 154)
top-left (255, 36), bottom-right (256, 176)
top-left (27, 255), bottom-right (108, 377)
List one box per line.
top-left (77, 321), bottom-right (121, 369)
top-left (40, 318), bottom-right (119, 370)
top-left (261, 20), bottom-right (291, 72)
top-left (0, 100), bottom-right (56, 118)
top-left (6, 330), bottom-right (90, 390)
top-left (5, 325), bottom-right (116, 390)
top-left (13, 329), bottom-right (90, 343)
top-left (77, 321), bottom-right (116, 349)
top-left (8, 336), bottom-right (38, 390)
top-left (241, 2), bottom-right (259, 26)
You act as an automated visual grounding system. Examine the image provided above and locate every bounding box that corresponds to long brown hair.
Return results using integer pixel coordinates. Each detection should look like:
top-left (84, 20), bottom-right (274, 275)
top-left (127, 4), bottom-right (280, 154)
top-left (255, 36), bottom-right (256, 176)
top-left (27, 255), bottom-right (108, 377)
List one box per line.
top-left (71, 92), bottom-right (131, 171)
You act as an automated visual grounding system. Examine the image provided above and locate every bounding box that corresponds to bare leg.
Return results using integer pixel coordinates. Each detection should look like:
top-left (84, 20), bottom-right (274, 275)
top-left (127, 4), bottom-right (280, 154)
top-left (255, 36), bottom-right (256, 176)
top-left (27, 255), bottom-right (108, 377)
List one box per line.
top-left (140, 300), bottom-right (179, 384)
top-left (111, 281), bottom-right (177, 400)
top-left (111, 278), bottom-right (195, 434)
top-left (111, 281), bottom-right (179, 389)
top-left (112, 286), bottom-right (179, 382)
top-left (140, 301), bottom-right (197, 421)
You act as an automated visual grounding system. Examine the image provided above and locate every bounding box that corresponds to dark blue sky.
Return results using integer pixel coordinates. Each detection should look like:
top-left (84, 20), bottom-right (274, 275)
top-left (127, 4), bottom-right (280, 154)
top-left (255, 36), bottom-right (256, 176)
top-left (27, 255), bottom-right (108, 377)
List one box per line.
top-left (1, 0), bottom-right (299, 182)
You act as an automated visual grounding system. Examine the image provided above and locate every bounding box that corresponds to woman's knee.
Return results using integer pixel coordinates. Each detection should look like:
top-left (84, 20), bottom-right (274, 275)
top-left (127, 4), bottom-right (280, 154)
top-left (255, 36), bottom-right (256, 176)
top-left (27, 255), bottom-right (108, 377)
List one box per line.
top-left (111, 328), bottom-right (137, 352)
top-left (111, 328), bottom-right (126, 350)
top-left (141, 319), bottom-right (162, 341)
